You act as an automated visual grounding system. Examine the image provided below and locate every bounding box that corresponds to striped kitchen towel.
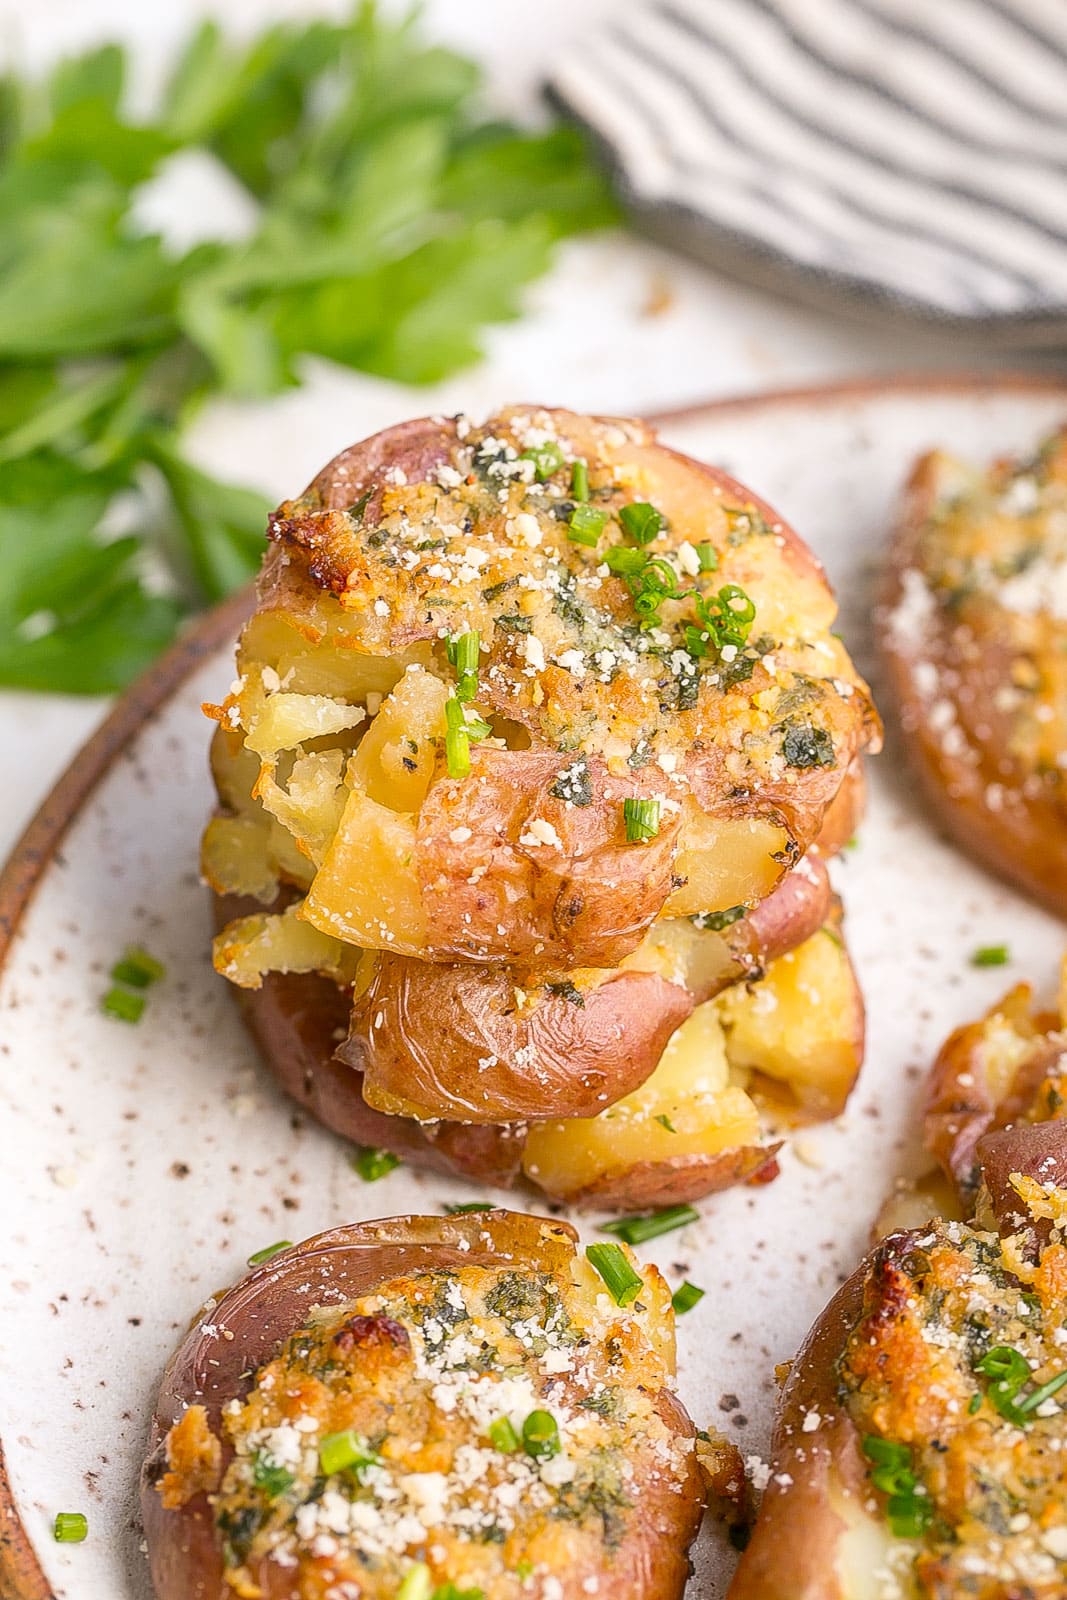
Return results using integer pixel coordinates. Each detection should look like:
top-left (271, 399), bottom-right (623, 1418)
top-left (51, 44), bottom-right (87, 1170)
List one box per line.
top-left (547, 0), bottom-right (1067, 342)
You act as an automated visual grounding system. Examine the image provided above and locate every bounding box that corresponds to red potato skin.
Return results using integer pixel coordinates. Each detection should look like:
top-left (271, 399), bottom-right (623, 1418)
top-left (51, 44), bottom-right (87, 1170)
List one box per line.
top-left (878, 452), bottom-right (1067, 919)
top-left (345, 959), bottom-right (694, 1124)
top-left (976, 1119), bottom-right (1067, 1249)
top-left (728, 1130), bottom-right (1067, 1600)
top-left (215, 849), bottom-right (831, 1192)
top-left (141, 1213), bottom-right (703, 1600)
top-left (923, 987), bottom-right (1062, 1208)
top-left (559, 1144), bottom-right (784, 1211)
top-left (344, 851), bottom-right (833, 1126)
top-left (414, 750), bottom-right (682, 968)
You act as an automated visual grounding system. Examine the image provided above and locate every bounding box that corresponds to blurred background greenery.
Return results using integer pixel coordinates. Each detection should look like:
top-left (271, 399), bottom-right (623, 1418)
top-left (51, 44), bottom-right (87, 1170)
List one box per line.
top-left (0, 3), bottom-right (616, 692)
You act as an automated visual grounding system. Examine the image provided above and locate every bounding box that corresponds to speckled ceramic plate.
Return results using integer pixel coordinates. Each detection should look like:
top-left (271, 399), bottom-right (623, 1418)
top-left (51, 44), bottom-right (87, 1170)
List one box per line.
top-left (4, 375), bottom-right (1067, 1600)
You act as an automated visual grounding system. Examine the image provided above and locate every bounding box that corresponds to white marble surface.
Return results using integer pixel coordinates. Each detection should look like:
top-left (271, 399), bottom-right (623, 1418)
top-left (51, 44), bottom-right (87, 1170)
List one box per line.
top-left (0, 0), bottom-right (1058, 865)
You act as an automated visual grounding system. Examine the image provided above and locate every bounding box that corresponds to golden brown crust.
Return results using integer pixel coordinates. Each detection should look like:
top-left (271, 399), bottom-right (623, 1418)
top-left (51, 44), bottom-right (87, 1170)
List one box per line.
top-left (213, 404), bottom-right (877, 970)
top-left (730, 1132), bottom-right (1067, 1600)
top-left (878, 429), bottom-right (1067, 916)
top-left (923, 980), bottom-right (1066, 1210)
top-left (141, 1213), bottom-right (704, 1600)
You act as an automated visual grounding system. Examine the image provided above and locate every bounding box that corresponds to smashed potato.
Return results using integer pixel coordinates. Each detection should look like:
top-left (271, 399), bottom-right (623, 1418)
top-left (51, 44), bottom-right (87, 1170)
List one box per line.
top-left (879, 426), bottom-right (1067, 916)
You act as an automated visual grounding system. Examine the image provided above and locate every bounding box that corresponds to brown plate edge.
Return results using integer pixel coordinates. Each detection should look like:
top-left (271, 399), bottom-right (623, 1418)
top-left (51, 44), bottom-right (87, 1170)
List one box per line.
top-left (2, 368), bottom-right (1067, 1597)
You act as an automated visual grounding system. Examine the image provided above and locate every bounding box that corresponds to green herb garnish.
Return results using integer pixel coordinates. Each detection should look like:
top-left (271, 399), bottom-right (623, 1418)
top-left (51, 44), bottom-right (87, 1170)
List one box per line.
top-left (974, 1344), bottom-right (1067, 1423)
top-left (319, 1429), bottom-right (381, 1480)
top-left (585, 1242), bottom-right (643, 1306)
top-left (780, 723), bottom-right (835, 770)
top-left (520, 440), bottom-right (564, 481)
top-left (351, 1145), bottom-right (401, 1182)
top-left (601, 1204), bottom-right (698, 1245)
top-left (623, 797), bottom-right (660, 843)
top-left (619, 501), bottom-right (666, 545)
top-left (445, 694), bottom-right (471, 779)
top-left (570, 458), bottom-right (589, 501)
top-left (671, 1281), bottom-right (705, 1315)
top-left (53, 1512), bottom-right (88, 1543)
top-left (444, 1201), bottom-right (495, 1214)
top-left (696, 542), bottom-right (719, 572)
top-left (397, 1563), bottom-right (433, 1600)
top-left (971, 945), bottom-right (1010, 967)
top-left (861, 1436), bottom-right (932, 1538)
top-left (447, 629), bottom-right (480, 702)
top-left (246, 1240), bottom-right (292, 1267)
top-left (101, 986), bottom-right (145, 1023)
top-left (252, 1450), bottom-right (295, 1500)
top-left (522, 1409), bottom-right (560, 1459)
top-left (568, 504), bottom-right (609, 547)
top-left (602, 545), bottom-right (648, 576)
top-left (488, 1416), bottom-right (521, 1453)
top-left (110, 945), bottom-right (165, 988)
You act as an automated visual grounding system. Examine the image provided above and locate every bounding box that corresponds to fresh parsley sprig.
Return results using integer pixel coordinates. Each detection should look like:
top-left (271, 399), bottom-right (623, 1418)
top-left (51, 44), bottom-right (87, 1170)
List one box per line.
top-left (0, 5), bottom-right (616, 693)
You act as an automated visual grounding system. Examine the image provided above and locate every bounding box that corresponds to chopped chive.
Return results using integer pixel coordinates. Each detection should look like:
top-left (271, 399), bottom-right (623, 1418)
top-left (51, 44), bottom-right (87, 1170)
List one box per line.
top-left (101, 986), bottom-right (145, 1023)
top-left (696, 542), bottom-right (719, 572)
top-left (246, 1240), bottom-right (292, 1267)
top-left (522, 1409), bottom-right (560, 1459)
top-left (462, 708), bottom-right (492, 741)
top-left (398, 1562), bottom-right (433, 1600)
top-left (968, 1392), bottom-right (982, 1415)
top-left (444, 1201), bottom-right (495, 1214)
top-left (602, 544), bottom-right (647, 576)
top-left (568, 503), bottom-right (608, 546)
top-left (1015, 1369), bottom-right (1067, 1413)
top-left (487, 1416), bottom-right (521, 1453)
top-left (53, 1512), bottom-right (88, 1543)
top-left (623, 797), bottom-right (660, 843)
top-left (515, 1564), bottom-right (534, 1584)
top-left (570, 458), bottom-right (589, 501)
top-left (655, 1113), bottom-right (676, 1132)
top-left (445, 695), bottom-right (470, 780)
top-left (619, 501), bottom-right (666, 545)
top-left (886, 1494), bottom-right (932, 1539)
top-left (601, 1203), bottom-right (699, 1245)
top-left (431, 1586), bottom-right (485, 1600)
top-left (971, 945), bottom-right (1009, 967)
top-left (975, 1343), bottom-right (1030, 1421)
top-left (861, 1436), bottom-right (931, 1537)
top-left (110, 945), bottom-right (165, 988)
top-left (352, 1145), bottom-right (401, 1182)
top-left (521, 440), bottom-right (564, 481)
top-left (319, 1429), bottom-right (381, 1479)
top-left (585, 1242), bottom-right (643, 1306)
top-left (447, 629), bottom-right (480, 702)
top-left (671, 1281), bottom-right (705, 1315)
top-left (862, 1437), bottom-right (911, 1470)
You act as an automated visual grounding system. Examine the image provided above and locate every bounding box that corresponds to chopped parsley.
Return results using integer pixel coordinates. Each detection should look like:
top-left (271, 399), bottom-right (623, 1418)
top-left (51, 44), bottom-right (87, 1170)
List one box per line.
top-left (780, 722), bottom-right (835, 769)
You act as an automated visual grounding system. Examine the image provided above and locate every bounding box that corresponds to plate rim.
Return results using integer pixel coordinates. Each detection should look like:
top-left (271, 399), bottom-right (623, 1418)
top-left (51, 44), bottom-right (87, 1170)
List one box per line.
top-left (3, 367), bottom-right (1067, 1598)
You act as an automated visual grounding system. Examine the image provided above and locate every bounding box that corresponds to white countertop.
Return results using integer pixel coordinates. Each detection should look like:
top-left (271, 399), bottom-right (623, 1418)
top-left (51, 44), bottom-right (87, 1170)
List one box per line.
top-left (1, 0), bottom-right (1057, 865)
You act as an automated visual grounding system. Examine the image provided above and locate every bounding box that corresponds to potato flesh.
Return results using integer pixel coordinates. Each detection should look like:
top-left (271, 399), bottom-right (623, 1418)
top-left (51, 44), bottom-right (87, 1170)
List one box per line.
top-left (716, 926), bottom-right (862, 1118)
top-left (662, 805), bottom-right (788, 918)
top-left (522, 1002), bottom-right (762, 1195)
top-left (523, 924), bottom-right (860, 1195)
top-left (832, 1479), bottom-right (908, 1599)
top-left (215, 628), bottom-right (797, 961)
top-left (213, 905), bottom-right (366, 990)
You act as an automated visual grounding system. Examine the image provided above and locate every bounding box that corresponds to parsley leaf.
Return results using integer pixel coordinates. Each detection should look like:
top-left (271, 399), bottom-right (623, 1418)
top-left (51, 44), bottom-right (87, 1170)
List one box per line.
top-left (0, 3), bottom-right (617, 693)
